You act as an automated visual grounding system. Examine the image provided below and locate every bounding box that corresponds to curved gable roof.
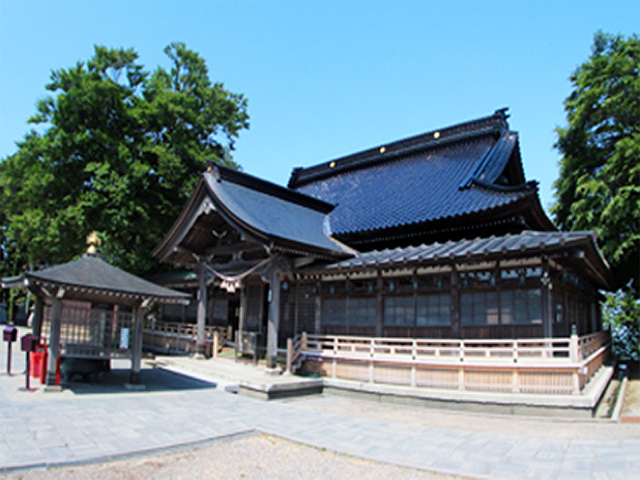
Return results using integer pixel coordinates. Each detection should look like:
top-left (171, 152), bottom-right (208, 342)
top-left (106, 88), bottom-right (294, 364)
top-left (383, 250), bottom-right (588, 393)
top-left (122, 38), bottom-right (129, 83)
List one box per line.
top-left (153, 164), bottom-right (354, 264)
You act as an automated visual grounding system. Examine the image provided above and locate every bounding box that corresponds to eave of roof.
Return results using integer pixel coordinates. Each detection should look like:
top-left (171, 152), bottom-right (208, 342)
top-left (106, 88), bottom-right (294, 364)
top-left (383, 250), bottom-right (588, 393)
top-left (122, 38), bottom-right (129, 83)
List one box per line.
top-left (300, 231), bottom-right (612, 290)
top-left (2, 255), bottom-right (191, 304)
top-left (153, 164), bottom-right (355, 264)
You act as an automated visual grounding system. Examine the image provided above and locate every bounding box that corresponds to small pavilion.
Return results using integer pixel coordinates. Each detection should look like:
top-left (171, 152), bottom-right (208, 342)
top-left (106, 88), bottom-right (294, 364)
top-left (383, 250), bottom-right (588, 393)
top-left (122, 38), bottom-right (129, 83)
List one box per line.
top-left (2, 247), bottom-right (189, 388)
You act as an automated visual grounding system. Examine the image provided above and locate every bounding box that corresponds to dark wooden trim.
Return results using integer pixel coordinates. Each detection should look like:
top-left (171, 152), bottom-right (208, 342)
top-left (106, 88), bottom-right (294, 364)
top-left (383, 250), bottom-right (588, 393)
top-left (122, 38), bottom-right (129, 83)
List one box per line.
top-left (450, 265), bottom-right (461, 338)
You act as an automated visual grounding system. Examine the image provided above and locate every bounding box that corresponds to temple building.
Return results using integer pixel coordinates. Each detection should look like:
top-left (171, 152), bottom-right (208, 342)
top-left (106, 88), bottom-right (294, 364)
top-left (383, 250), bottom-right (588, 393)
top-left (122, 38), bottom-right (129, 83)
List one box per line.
top-left (152, 109), bottom-right (611, 395)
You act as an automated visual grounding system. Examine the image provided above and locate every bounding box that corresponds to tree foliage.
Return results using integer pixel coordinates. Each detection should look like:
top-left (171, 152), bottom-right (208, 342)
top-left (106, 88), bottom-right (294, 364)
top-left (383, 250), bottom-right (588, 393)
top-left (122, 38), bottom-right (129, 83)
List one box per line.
top-left (552, 31), bottom-right (640, 289)
top-left (0, 43), bottom-right (249, 276)
top-left (603, 286), bottom-right (640, 361)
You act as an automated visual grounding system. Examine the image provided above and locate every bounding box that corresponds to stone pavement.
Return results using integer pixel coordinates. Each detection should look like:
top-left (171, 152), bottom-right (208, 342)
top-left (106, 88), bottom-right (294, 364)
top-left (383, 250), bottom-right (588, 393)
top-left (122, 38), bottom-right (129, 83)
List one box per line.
top-left (1, 333), bottom-right (638, 479)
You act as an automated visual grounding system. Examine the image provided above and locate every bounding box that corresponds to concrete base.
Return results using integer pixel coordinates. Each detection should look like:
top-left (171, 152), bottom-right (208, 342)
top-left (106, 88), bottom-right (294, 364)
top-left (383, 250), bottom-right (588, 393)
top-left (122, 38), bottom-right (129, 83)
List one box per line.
top-left (239, 379), bottom-right (324, 401)
top-left (153, 355), bottom-right (614, 417)
top-left (124, 383), bottom-right (147, 391)
top-left (323, 366), bottom-right (614, 418)
top-left (43, 385), bottom-right (62, 393)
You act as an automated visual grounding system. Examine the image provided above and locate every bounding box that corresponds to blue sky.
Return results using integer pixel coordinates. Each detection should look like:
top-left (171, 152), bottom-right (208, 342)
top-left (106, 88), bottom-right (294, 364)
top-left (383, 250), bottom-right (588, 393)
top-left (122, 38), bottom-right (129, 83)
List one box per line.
top-left (0, 1), bottom-right (637, 213)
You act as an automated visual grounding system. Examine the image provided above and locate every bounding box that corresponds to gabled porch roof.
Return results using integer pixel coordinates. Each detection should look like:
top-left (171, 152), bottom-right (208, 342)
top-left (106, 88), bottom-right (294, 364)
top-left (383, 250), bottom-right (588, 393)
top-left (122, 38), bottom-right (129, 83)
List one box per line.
top-left (153, 163), bottom-right (355, 267)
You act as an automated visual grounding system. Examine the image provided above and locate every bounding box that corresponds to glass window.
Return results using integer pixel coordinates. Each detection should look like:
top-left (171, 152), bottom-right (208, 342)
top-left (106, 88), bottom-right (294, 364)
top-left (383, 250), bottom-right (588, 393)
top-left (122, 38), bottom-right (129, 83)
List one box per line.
top-left (416, 294), bottom-right (450, 326)
top-left (500, 289), bottom-right (542, 325)
top-left (323, 298), bottom-right (346, 326)
top-left (348, 297), bottom-right (376, 326)
top-left (463, 289), bottom-right (542, 326)
top-left (384, 296), bottom-right (414, 326)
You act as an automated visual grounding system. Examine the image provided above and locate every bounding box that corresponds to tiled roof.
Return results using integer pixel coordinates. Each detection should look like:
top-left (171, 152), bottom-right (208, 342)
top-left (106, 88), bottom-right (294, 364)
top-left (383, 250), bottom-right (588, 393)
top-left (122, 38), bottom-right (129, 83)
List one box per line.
top-left (289, 110), bottom-right (544, 237)
top-left (153, 164), bottom-right (354, 264)
top-left (204, 167), bottom-right (353, 257)
top-left (308, 231), bottom-right (612, 289)
top-left (3, 255), bottom-right (191, 304)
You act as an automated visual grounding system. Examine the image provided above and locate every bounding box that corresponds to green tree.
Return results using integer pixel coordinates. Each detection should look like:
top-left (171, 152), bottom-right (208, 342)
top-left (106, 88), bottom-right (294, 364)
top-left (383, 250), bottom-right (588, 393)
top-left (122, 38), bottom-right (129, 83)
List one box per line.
top-left (552, 31), bottom-right (640, 290)
top-left (603, 287), bottom-right (640, 361)
top-left (0, 43), bottom-right (249, 276)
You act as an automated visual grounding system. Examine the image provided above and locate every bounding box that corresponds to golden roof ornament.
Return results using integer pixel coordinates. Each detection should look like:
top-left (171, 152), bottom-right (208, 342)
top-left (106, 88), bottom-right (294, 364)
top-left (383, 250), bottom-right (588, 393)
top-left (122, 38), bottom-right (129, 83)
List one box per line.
top-left (86, 232), bottom-right (101, 255)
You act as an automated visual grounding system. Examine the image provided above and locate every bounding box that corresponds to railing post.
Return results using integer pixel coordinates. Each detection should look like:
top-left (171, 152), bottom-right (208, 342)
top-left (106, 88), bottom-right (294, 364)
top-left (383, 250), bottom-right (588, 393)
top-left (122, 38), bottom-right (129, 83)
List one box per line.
top-left (572, 369), bottom-right (581, 395)
top-left (570, 326), bottom-right (581, 394)
top-left (332, 336), bottom-right (338, 378)
top-left (213, 331), bottom-right (219, 359)
top-left (458, 340), bottom-right (465, 390)
top-left (570, 326), bottom-right (580, 362)
top-left (411, 339), bottom-right (417, 387)
top-left (369, 338), bottom-right (375, 383)
top-left (302, 331), bottom-right (308, 350)
top-left (286, 337), bottom-right (293, 374)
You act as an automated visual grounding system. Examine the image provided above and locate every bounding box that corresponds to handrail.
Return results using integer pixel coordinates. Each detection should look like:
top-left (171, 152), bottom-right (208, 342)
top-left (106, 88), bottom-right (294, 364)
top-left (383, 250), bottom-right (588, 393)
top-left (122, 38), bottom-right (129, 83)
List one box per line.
top-left (301, 332), bottom-right (600, 366)
top-left (143, 321), bottom-right (231, 356)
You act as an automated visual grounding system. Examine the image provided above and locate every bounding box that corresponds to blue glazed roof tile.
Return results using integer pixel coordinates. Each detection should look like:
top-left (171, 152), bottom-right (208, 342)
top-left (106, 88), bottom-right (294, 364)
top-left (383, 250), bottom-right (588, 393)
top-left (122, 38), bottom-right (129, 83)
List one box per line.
top-left (290, 110), bottom-right (539, 237)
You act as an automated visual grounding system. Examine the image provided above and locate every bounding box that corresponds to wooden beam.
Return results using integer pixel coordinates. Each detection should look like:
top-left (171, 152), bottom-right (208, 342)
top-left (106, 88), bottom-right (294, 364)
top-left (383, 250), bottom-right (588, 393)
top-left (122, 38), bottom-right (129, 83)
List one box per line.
top-left (204, 241), bottom-right (263, 257)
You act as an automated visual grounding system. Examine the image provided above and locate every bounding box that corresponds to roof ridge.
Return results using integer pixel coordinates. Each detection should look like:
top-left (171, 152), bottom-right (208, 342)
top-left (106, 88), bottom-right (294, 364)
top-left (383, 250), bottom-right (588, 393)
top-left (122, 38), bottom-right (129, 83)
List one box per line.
top-left (289, 108), bottom-right (510, 188)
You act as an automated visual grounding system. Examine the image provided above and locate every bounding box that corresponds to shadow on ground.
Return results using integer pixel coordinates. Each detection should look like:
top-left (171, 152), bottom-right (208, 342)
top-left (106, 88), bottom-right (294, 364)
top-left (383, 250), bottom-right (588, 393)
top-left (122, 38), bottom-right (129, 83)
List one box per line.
top-left (60, 366), bottom-right (218, 395)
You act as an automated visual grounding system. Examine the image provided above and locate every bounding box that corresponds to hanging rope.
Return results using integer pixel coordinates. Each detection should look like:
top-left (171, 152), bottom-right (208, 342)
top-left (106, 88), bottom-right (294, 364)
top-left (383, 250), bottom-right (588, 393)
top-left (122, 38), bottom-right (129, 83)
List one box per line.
top-left (203, 257), bottom-right (271, 293)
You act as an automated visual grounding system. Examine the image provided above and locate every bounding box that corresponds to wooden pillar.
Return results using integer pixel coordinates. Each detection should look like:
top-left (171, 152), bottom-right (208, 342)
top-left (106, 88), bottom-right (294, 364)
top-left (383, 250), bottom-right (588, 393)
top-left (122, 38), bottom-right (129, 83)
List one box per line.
top-left (237, 284), bottom-right (247, 350)
top-left (32, 296), bottom-right (44, 340)
top-left (293, 280), bottom-right (299, 336)
top-left (195, 263), bottom-right (207, 358)
top-left (129, 302), bottom-right (147, 385)
top-left (266, 268), bottom-right (281, 369)
top-left (541, 259), bottom-right (553, 339)
top-left (375, 271), bottom-right (383, 337)
top-left (45, 293), bottom-right (63, 388)
top-left (314, 279), bottom-right (321, 334)
top-left (450, 265), bottom-right (461, 338)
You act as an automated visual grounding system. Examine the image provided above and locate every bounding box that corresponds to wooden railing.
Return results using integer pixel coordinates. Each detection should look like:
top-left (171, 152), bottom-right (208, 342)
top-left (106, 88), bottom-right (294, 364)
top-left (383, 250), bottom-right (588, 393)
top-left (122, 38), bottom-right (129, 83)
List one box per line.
top-left (143, 320), bottom-right (231, 357)
top-left (285, 332), bottom-right (307, 373)
top-left (288, 331), bottom-right (610, 395)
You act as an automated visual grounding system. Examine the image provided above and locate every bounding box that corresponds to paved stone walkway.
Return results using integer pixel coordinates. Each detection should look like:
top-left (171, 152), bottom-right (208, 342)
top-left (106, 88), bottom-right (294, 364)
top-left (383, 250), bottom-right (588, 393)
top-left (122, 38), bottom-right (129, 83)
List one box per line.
top-left (1, 337), bottom-right (638, 479)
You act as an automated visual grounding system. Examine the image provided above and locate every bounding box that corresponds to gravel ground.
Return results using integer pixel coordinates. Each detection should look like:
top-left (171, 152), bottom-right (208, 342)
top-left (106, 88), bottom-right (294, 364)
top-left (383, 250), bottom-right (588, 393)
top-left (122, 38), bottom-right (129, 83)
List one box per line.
top-left (0, 434), bottom-right (465, 480)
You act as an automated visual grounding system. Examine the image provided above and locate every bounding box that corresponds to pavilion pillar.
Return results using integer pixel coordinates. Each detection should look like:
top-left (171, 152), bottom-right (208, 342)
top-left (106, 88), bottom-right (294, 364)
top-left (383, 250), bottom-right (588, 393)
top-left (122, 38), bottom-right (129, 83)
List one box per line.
top-left (32, 296), bottom-right (44, 341)
top-left (45, 293), bottom-right (63, 388)
top-left (266, 268), bottom-right (281, 370)
top-left (195, 263), bottom-right (207, 358)
top-left (129, 302), bottom-right (147, 386)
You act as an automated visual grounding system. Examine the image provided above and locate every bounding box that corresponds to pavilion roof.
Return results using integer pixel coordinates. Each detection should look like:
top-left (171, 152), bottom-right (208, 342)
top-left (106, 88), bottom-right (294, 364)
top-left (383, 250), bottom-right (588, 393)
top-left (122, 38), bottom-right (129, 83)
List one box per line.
top-left (2, 255), bottom-right (191, 305)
